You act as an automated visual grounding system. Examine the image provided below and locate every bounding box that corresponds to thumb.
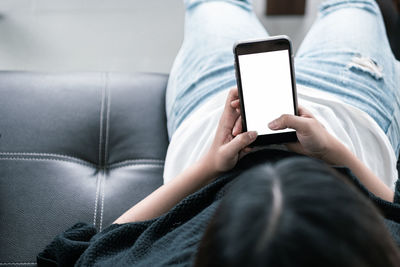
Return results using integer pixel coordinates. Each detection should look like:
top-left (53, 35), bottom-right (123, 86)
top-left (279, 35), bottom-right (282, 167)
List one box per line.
top-left (268, 114), bottom-right (310, 132)
top-left (225, 131), bottom-right (257, 155)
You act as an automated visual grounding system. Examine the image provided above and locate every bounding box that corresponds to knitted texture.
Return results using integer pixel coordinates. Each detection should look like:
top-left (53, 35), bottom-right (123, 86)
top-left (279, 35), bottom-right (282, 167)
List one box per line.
top-left (37, 150), bottom-right (400, 266)
top-left (37, 171), bottom-right (236, 267)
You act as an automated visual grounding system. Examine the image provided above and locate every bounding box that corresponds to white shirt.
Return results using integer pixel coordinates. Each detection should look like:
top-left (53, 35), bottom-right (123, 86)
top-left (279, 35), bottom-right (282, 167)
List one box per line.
top-left (163, 85), bottom-right (398, 190)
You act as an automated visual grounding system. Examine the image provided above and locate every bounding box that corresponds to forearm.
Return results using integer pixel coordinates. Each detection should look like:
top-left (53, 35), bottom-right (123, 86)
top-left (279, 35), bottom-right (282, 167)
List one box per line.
top-left (324, 139), bottom-right (394, 202)
top-left (113, 155), bottom-right (219, 224)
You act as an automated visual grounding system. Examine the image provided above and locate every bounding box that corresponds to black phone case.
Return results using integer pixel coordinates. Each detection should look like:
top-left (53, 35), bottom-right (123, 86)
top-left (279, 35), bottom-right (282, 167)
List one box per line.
top-left (233, 36), bottom-right (298, 146)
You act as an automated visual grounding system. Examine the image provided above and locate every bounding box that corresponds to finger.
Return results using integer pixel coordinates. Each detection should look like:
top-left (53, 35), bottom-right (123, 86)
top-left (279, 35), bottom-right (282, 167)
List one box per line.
top-left (222, 88), bottom-right (238, 115)
top-left (226, 88), bottom-right (239, 105)
top-left (219, 88), bottom-right (240, 130)
top-left (230, 99), bottom-right (240, 109)
top-left (239, 147), bottom-right (252, 160)
top-left (232, 115), bottom-right (242, 136)
top-left (242, 146), bottom-right (253, 154)
top-left (224, 131), bottom-right (257, 156)
top-left (230, 87), bottom-right (239, 98)
top-left (298, 105), bottom-right (315, 118)
top-left (268, 114), bottom-right (311, 133)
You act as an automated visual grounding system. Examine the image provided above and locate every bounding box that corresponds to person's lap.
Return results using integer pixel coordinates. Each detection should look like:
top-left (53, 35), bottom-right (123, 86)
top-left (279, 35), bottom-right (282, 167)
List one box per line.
top-left (166, 0), bottom-right (400, 156)
top-left (296, 0), bottom-right (400, 156)
top-left (166, 0), bottom-right (268, 137)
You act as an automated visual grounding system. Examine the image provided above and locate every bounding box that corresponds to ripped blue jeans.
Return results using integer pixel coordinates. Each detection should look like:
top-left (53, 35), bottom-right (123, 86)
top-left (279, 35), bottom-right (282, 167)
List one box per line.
top-left (166, 0), bottom-right (400, 156)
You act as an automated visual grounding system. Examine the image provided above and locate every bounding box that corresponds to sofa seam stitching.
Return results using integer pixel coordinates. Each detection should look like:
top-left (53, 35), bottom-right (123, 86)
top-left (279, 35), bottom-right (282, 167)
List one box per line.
top-left (0, 152), bottom-right (95, 165)
top-left (94, 72), bottom-right (106, 229)
top-left (0, 157), bottom-right (165, 169)
top-left (0, 263), bottom-right (36, 265)
top-left (99, 72), bottom-right (110, 232)
top-left (98, 72), bottom-right (106, 167)
top-left (0, 157), bottom-right (93, 167)
top-left (108, 162), bottom-right (164, 170)
top-left (108, 159), bottom-right (164, 168)
top-left (104, 72), bottom-right (111, 167)
top-left (93, 172), bottom-right (101, 227)
top-left (99, 172), bottom-right (105, 231)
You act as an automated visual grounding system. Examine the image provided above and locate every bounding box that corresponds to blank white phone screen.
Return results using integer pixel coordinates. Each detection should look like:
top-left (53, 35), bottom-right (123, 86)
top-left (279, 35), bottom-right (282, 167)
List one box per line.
top-left (238, 49), bottom-right (295, 135)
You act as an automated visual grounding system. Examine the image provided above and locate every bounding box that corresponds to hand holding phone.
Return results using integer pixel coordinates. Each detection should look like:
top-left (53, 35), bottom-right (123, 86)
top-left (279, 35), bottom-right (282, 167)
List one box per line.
top-left (234, 36), bottom-right (298, 146)
top-left (205, 88), bottom-right (258, 173)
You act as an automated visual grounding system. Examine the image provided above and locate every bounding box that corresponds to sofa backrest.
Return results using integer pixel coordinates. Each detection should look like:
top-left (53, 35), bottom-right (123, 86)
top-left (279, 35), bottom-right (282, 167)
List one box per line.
top-left (0, 71), bottom-right (169, 266)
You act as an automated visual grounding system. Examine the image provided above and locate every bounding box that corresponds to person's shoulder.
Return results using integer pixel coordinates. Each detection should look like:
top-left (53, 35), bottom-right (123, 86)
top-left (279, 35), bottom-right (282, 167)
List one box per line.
top-left (338, 167), bottom-right (400, 224)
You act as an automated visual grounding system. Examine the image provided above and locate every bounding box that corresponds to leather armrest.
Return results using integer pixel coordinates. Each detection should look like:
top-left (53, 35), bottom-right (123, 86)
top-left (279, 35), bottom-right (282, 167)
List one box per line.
top-left (0, 71), bottom-right (169, 266)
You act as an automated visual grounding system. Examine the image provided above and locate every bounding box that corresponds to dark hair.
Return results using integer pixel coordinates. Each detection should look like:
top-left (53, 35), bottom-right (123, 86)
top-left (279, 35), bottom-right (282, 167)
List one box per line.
top-left (195, 157), bottom-right (400, 267)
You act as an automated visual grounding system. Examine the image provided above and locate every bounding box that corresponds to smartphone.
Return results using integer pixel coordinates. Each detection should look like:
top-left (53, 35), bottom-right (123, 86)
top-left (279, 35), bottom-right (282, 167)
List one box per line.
top-left (233, 36), bottom-right (298, 146)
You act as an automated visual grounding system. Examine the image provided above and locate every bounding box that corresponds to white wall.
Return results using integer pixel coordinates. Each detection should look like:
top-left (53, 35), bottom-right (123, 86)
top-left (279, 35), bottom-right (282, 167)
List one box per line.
top-left (0, 0), bottom-right (321, 72)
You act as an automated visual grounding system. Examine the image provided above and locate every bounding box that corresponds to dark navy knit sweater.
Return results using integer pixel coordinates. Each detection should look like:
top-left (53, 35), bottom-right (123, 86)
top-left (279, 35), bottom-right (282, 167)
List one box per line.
top-left (37, 150), bottom-right (400, 267)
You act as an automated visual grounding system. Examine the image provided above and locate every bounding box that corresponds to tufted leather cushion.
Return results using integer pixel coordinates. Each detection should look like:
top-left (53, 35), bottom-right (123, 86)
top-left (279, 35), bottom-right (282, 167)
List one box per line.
top-left (0, 72), bottom-right (169, 266)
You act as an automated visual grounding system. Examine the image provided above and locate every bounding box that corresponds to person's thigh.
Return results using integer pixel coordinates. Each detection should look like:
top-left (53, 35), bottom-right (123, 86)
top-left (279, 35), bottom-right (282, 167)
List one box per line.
top-left (295, 0), bottom-right (400, 155)
top-left (166, 0), bottom-right (268, 138)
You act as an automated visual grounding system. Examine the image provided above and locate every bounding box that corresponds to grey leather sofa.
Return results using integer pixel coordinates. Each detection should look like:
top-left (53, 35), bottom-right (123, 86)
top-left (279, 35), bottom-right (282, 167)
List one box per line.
top-left (0, 72), bottom-right (169, 266)
top-left (1, 71), bottom-right (399, 267)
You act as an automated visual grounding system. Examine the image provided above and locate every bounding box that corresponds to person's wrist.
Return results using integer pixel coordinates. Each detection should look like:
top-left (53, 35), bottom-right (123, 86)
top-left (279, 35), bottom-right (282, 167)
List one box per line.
top-left (321, 136), bottom-right (348, 165)
top-left (199, 151), bottom-right (221, 182)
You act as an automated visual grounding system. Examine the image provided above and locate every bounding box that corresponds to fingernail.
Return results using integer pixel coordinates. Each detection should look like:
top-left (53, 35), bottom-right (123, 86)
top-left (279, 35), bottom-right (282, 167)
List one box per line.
top-left (249, 131), bottom-right (257, 140)
top-left (268, 120), bottom-right (278, 129)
